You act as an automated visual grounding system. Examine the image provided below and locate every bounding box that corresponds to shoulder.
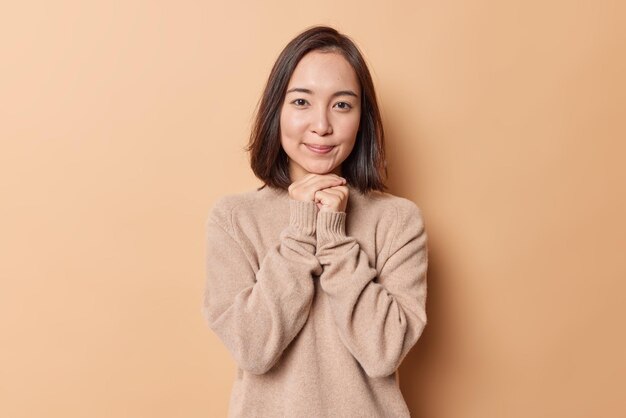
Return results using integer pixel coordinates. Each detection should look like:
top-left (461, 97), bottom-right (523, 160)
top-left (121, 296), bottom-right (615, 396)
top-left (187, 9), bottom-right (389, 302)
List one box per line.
top-left (366, 191), bottom-right (428, 259)
top-left (358, 188), bottom-right (425, 227)
top-left (206, 185), bottom-right (284, 234)
top-left (206, 187), bottom-right (262, 234)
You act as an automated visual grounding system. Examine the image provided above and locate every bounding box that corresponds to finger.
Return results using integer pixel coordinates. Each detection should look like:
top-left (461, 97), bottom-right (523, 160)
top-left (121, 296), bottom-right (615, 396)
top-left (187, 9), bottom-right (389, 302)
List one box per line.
top-left (297, 173), bottom-right (319, 188)
top-left (314, 189), bottom-right (342, 206)
top-left (291, 174), bottom-right (346, 199)
top-left (321, 185), bottom-right (348, 197)
top-left (290, 173), bottom-right (323, 195)
top-left (318, 188), bottom-right (344, 199)
top-left (310, 176), bottom-right (345, 191)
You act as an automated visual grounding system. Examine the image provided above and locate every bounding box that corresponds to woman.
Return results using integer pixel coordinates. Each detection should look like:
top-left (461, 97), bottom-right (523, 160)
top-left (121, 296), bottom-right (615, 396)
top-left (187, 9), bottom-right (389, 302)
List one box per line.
top-left (202, 25), bottom-right (428, 417)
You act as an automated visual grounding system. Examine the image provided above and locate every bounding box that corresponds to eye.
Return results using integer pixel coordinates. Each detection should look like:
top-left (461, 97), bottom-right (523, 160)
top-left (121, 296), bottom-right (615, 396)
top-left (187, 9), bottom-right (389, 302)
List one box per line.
top-left (291, 99), bottom-right (308, 106)
top-left (335, 102), bottom-right (352, 110)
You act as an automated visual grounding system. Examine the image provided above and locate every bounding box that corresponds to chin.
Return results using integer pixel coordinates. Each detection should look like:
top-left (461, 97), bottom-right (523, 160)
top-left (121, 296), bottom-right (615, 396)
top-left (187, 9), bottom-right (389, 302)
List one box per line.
top-left (303, 163), bottom-right (337, 175)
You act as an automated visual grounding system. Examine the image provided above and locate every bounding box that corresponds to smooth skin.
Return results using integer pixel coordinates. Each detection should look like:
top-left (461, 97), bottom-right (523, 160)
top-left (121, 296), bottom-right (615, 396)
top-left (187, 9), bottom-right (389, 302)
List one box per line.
top-left (280, 50), bottom-right (361, 213)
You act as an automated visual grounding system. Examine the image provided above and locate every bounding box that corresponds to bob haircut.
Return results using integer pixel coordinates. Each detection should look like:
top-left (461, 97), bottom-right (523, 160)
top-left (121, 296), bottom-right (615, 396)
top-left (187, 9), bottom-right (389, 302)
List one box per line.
top-left (246, 25), bottom-right (388, 194)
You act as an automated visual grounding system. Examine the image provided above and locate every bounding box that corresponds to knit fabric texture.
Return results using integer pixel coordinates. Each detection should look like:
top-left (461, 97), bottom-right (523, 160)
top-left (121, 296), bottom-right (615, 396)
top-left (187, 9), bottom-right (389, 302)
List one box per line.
top-left (202, 183), bottom-right (428, 417)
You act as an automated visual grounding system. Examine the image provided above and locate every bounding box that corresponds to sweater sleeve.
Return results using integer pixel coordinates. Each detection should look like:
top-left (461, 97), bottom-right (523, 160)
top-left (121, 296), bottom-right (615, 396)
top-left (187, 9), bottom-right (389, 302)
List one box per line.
top-left (202, 197), bottom-right (323, 375)
top-left (314, 200), bottom-right (428, 378)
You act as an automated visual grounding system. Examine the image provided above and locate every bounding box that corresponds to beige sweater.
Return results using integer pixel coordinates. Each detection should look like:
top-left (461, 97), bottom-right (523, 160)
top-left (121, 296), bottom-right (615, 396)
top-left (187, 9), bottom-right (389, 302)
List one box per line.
top-left (202, 183), bottom-right (428, 417)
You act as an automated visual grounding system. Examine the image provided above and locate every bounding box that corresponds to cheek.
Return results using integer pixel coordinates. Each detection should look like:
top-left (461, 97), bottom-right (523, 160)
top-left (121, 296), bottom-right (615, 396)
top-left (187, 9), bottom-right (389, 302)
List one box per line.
top-left (280, 108), bottom-right (308, 138)
top-left (336, 113), bottom-right (361, 137)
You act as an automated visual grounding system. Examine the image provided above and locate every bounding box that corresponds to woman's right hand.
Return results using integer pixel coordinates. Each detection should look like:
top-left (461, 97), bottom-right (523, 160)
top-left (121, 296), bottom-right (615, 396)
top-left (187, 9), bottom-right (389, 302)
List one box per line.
top-left (288, 173), bottom-right (346, 204)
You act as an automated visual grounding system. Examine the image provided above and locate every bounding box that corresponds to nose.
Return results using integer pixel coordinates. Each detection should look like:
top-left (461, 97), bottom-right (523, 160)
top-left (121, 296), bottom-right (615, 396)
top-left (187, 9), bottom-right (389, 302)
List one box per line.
top-left (310, 107), bottom-right (333, 136)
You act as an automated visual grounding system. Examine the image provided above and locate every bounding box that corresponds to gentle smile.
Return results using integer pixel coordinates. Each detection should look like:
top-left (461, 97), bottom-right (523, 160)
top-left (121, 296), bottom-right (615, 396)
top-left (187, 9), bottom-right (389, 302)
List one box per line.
top-left (305, 144), bottom-right (335, 154)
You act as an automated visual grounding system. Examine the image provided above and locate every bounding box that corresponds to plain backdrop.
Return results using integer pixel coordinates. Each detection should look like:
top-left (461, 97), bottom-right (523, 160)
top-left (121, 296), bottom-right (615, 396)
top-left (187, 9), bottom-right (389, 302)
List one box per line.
top-left (1, 1), bottom-right (625, 417)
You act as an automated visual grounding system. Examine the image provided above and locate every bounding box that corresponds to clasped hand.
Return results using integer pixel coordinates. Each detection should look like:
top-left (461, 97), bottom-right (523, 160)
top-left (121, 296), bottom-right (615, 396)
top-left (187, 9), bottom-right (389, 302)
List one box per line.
top-left (288, 173), bottom-right (349, 213)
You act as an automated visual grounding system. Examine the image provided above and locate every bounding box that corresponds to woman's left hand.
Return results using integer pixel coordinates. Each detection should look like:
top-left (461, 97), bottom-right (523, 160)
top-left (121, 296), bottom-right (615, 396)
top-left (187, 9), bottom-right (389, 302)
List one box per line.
top-left (314, 184), bottom-right (349, 213)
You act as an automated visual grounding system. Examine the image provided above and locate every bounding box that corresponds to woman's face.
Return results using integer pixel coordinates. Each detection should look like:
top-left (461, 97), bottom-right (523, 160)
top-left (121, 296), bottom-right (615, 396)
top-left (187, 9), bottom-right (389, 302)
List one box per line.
top-left (279, 50), bottom-right (361, 183)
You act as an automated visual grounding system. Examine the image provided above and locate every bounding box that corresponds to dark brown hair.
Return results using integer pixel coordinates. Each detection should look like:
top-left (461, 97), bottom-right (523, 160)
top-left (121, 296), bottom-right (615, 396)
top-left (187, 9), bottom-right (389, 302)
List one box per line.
top-left (245, 25), bottom-right (388, 194)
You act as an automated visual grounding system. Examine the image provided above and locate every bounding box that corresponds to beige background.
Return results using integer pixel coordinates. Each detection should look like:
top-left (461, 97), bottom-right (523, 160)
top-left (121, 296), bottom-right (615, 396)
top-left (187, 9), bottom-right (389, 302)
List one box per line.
top-left (1, 1), bottom-right (625, 417)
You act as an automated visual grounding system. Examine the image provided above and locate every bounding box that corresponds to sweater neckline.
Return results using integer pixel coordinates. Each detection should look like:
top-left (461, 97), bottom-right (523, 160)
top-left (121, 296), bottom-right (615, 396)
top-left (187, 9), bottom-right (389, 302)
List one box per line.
top-left (257, 184), bottom-right (288, 196)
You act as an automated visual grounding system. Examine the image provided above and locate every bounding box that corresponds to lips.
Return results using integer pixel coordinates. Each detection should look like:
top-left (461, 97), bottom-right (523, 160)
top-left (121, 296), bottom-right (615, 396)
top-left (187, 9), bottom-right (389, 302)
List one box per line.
top-left (305, 144), bottom-right (335, 154)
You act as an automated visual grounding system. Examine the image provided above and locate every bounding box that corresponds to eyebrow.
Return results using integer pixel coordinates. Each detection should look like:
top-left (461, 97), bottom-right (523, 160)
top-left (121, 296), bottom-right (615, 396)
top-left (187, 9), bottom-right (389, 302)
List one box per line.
top-left (285, 87), bottom-right (359, 98)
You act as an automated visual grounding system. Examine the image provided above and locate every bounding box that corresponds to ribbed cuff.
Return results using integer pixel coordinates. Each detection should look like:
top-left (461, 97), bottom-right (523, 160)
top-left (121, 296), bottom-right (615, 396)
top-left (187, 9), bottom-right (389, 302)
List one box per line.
top-left (316, 210), bottom-right (347, 245)
top-left (289, 199), bottom-right (318, 236)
